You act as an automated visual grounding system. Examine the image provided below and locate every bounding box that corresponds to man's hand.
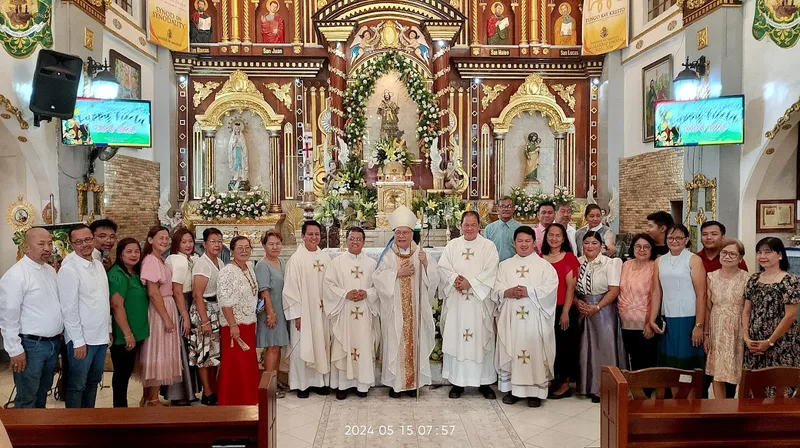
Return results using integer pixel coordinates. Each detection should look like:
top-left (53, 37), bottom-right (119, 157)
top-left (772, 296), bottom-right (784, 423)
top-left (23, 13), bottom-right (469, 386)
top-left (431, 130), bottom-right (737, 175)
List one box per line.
top-left (346, 290), bottom-right (360, 301)
top-left (10, 353), bottom-right (26, 372)
top-left (102, 255), bottom-right (113, 271)
top-left (356, 290), bottom-right (367, 301)
top-left (418, 250), bottom-right (428, 268)
top-left (73, 345), bottom-right (87, 360)
top-left (295, 318), bottom-right (301, 331)
top-left (398, 260), bottom-right (415, 278)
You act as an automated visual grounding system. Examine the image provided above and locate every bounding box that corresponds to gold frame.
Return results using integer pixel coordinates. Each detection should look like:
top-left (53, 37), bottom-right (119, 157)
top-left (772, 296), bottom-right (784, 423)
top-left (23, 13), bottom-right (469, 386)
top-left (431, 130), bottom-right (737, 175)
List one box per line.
top-left (6, 195), bottom-right (35, 232)
top-left (684, 174), bottom-right (717, 225)
top-left (195, 70), bottom-right (285, 133)
top-left (77, 177), bottom-right (105, 222)
top-left (490, 73), bottom-right (574, 134)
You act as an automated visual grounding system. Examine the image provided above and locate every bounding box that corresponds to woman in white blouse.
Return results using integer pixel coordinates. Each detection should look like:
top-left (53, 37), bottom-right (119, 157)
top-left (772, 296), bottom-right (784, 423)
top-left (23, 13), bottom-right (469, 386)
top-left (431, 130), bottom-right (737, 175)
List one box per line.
top-left (163, 228), bottom-right (199, 405)
top-left (216, 236), bottom-right (260, 405)
top-left (575, 231), bottom-right (627, 403)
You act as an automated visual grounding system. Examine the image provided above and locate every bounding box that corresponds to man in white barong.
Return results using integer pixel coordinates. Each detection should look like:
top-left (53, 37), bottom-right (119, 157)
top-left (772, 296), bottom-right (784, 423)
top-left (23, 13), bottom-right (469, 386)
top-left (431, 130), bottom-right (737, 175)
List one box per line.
top-left (283, 220), bottom-right (332, 398)
top-left (323, 226), bottom-right (378, 400)
top-left (372, 205), bottom-right (439, 398)
top-left (495, 225), bottom-right (559, 408)
top-left (438, 211), bottom-right (499, 399)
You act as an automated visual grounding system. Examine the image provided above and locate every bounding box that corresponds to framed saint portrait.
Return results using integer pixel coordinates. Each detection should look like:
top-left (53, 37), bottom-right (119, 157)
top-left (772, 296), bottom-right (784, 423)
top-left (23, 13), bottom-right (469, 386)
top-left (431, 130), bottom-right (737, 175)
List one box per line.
top-left (109, 50), bottom-right (142, 100)
top-left (757, 200), bottom-right (796, 233)
top-left (642, 55), bottom-right (673, 143)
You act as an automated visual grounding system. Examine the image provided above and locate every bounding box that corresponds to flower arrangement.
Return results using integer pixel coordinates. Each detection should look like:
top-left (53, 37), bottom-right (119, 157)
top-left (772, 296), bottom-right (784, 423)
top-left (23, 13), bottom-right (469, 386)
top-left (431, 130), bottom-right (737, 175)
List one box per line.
top-left (343, 51), bottom-right (440, 154)
top-left (369, 137), bottom-right (414, 169)
top-left (314, 188), bottom-right (378, 225)
top-left (411, 192), bottom-right (464, 228)
top-left (510, 186), bottom-right (574, 219)
top-left (196, 187), bottom-right (270, 220)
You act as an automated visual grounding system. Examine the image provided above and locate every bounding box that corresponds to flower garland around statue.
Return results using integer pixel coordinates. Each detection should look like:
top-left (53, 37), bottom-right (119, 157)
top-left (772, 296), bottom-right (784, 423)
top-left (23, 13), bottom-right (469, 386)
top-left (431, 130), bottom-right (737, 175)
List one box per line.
top-left (196, 187), bottom-right (270, 220)
top-left (510, 186), bottom-right (575, 219)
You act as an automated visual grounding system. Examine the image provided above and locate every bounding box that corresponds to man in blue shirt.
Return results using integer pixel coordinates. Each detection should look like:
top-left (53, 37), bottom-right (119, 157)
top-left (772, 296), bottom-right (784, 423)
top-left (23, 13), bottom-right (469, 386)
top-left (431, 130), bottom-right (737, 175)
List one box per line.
top-left (484, 196), bottom-right (521, 261)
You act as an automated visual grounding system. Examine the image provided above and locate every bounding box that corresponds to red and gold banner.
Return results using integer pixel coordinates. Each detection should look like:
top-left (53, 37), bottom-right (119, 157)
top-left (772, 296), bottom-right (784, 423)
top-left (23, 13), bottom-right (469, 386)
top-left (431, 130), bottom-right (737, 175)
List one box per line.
top-left (582, 0), bottom-right (628, 56)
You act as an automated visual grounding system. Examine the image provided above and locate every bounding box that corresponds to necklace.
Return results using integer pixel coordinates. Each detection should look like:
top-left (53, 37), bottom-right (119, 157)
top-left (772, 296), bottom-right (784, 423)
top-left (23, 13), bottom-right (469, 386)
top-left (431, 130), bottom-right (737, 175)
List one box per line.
top-left (237, 262), bottom-right (258, 296)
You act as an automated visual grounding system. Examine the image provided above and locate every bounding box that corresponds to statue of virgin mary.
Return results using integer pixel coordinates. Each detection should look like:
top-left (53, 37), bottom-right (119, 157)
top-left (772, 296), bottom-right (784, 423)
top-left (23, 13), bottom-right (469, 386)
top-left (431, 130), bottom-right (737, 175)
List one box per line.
top-left (228, 119), bottom-right (249, 183)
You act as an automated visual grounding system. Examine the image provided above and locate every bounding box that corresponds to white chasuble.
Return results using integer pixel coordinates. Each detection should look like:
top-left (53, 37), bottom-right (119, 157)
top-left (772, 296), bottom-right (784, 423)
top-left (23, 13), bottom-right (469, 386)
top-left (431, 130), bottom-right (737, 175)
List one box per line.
top-left (283, 245), bottom-right (332, 390)
top-left (372, 243), bottom-right (439, 392)
top-left (323, 253), bottom-right (378, 392)
top-left (438, 235), bottom-right (499, 387)
top-left (494, 253), bottom-right (559, 398)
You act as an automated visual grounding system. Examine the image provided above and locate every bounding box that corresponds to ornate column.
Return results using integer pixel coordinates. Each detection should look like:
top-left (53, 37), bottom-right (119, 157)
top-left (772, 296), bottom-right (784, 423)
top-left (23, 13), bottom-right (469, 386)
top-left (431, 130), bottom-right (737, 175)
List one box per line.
top-left (269, 130), bottom-right (282, 213)
top-left (432, 42), bottom-right (450, 151)
top-left (317, 24), bottom-right (355, 153)
top-left (230, 0), bottom-right (241, 42)
top-left (493, 132), bottom-right (506, 198)
top-left (554, 131), bottom-right (565, 188)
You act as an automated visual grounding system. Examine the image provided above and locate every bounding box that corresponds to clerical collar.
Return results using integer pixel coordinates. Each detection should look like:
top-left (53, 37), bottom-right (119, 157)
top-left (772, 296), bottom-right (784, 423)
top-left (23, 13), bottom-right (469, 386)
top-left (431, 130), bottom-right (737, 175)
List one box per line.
top-left (347, 252), bottom-right (363, 260)
top-left (398, 246), bottom-right (411, 255)
top-left (518, 252), bottom-right (540, 260)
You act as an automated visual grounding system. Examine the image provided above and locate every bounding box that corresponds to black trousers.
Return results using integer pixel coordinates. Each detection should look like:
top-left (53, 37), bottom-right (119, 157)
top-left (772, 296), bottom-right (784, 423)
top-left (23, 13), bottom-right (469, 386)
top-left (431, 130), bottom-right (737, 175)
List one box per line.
top-left (553, 305), bottom-right (579, 385)
top-left (703, 374), bottom-right (737, 398)
top-left (110, 344), bottom-right (140, 408)
top-left (621, 329), bottom-right (659, 371)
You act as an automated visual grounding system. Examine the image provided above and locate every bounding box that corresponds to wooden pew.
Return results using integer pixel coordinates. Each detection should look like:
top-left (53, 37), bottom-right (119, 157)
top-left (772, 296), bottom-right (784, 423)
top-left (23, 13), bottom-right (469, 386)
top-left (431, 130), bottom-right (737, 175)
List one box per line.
top-left (601, 366), bottom-right (800, 448)
top-left (0, 371), bottom-right (277, 447)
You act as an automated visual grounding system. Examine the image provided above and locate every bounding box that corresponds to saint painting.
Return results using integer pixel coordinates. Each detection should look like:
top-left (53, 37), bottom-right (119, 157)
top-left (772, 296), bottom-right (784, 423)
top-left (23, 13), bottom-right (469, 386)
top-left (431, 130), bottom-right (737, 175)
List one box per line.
top-left (487, 2), bottom-right (511, 45)
top-left (554, 2), bottom-right (577, 46)
top-left (191, 0), bottom-right (213, 43)
top-left (260, 0), bottom-right (285, 44)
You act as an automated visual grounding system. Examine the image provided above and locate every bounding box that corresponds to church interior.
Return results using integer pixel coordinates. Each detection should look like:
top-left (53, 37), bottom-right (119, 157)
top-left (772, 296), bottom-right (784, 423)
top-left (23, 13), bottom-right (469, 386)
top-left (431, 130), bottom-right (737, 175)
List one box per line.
top-left (1, 0), bottom-right (800, 446)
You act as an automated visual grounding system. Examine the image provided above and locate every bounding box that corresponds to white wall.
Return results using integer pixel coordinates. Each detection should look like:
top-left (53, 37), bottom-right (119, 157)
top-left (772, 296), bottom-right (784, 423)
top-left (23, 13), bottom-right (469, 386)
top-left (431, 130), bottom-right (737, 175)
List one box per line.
top-left (754, 125), bottom-right (797, 242)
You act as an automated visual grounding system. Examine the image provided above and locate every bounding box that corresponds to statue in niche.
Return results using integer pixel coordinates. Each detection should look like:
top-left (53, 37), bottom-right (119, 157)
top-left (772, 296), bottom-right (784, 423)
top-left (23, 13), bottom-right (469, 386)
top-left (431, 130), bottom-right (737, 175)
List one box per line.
top-left (524, 132), bottom-right (541, 183)
top-left (260, 0), bottom-right (285, 44)
top-left (227, 119), bottom-right (250, 190)
top-left (377, 91), bottom-right (404, 141)
top-left (190, 0), bottom-right (213, 43)
top-left (487, 2), bottom-right (511, 45)
top-left (554, 2), bottom-right (577, 46)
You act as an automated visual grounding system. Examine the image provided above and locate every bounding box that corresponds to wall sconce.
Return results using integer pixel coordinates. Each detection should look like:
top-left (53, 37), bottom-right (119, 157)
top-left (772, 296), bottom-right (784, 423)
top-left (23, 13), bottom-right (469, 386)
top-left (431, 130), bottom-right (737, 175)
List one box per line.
top-left (673, 55), bottom-right (707, 101)
top-left (87, 57), bottom-right (120, 99)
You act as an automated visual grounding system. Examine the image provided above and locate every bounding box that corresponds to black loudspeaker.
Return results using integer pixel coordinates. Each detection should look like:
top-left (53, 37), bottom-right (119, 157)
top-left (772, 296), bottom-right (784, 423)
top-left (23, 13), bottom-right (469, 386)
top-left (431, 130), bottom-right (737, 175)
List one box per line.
top-left (29, 49), bottom-right (83, 125)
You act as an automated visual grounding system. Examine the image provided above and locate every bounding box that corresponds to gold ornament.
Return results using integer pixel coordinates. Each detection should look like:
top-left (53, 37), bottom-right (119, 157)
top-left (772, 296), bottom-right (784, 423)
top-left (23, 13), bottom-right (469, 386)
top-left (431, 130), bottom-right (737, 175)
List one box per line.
top-left (192, 81), bottom-right (221, 107)
top-left (551, 83), bottom-right (576, 111)
top-left (481, 84), bottom-right (508, 111)
top-left (265, 82), bottom-right (293, 111)
top-left (6, 195), bottom-right (35, 232)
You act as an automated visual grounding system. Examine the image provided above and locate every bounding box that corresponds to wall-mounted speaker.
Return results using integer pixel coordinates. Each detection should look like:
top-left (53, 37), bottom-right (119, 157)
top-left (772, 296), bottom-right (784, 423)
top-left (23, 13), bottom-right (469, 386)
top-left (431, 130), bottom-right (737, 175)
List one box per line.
top-left (29, 49), bottom-right (83, 126)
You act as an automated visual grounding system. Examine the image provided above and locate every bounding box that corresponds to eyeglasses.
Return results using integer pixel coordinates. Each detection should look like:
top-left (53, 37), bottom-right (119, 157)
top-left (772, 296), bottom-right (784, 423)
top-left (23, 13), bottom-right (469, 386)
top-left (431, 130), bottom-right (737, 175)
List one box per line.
top-left (71, 237), bottom-right (94, 246)
top-left (348, 237), bottom-right (364, 242)
top-left (634, 245), bottom-right (652, 251)
top-left (667, 236), bottom-right (686, 242)
top-left (234, 246), bottom-right (252, 252)
top-left (499, 205), bottom-right (514, 210)
top-left (720, 250), bottom-right (740, 259)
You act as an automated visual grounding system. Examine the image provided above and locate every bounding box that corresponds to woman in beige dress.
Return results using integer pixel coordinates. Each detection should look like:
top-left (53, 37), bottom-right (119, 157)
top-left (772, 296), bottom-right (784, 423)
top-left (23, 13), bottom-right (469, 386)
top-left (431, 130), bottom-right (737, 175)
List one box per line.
top-left (704, 238), bottom-right (749, 399)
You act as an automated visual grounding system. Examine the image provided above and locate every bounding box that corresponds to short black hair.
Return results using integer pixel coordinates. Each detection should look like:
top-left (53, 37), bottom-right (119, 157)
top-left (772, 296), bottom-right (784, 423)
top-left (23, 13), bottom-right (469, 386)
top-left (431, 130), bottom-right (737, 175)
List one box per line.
top-left (203, 227), bottom-right (223, 242)
top-left (461, 210), bottom-right (481, 225)
top-left (646, 211), bottom-right (674, 229)
top-left (514, 225), bottom-right (536, 241)
top-left (302, 220), bottom-right (322, 235)
top-left (541, 223), bottom-right (573, 255)
top-left (537, 202), bottom-right (556, 213)
top-left (89, 219), bottom-right (117, 233)
top-left (68, 223), bottom-right (91, 241)
top-left (582, 230), bottom-right (604, 244)
top-left (700, 220), bottom-right (726, 235)
top-left (346, 226), bottom-right (366, 240)
top-left (627, 233), bottom-right (657, 261)
top-left (756, 237), bottom-right (790, 271)
top-left (584, 204), bottom-right (602, 217)
top-left (667, 224), bottom-right (692, 248)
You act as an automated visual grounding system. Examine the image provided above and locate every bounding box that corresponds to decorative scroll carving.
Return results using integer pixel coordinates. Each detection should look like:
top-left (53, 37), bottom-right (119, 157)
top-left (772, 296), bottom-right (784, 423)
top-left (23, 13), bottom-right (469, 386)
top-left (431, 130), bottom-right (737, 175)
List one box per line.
top-left (193, 81), bottom-right (220, 107)
top-left (196, 70), bottom-right (284, 132)
top-left (551, 83), bottom-right (576, 112)
top-left (0, 95), bottom-right (29, 130)
top-left (265, 82), bottom-right (293, 110)
top-left (481, 84), bottom-right (507, 111)
top-left (491, 73), bottom-right (574, 134)
top-left (765, 97), bottom-right (800, 139)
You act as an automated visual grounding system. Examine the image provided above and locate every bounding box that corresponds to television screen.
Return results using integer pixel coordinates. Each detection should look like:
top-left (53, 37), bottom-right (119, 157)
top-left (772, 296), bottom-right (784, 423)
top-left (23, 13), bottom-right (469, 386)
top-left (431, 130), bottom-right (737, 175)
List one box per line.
top-left (61, 98), bottom-right (152, 147)
top-left (653, 95), bottom-right (744, 148)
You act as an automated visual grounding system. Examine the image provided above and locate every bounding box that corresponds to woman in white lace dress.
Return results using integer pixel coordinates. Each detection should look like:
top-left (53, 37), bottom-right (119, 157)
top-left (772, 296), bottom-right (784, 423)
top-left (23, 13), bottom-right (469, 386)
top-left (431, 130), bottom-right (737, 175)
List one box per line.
top-left (216, 236), bottom-right (260, 405)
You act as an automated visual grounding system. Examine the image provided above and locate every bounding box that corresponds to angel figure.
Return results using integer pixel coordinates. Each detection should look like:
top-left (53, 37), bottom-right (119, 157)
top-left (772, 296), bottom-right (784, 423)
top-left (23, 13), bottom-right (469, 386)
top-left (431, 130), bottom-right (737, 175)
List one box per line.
top-left (429, 138), bottom-right (446, 188)
top-left (444, 148), bottom-right (467, 192)
top-left (603, 187), bottom-right (619, 226)
top-left (158, 190), bottom-right (189, 232)
top-left (336, 136), bottom-right (350, 167)
top-left (587, 184), bottom-right (597, 205)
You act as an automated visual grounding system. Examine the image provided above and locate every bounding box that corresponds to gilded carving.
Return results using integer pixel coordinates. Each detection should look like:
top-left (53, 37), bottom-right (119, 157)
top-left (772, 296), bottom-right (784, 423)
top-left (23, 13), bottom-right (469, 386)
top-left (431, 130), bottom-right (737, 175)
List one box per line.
top-left (511, 73), bottom-right (555, 101)
top-left (196, 70), bottom-right (284, 132)
top-left (765, 97), bottom-right (800, 139)
top-left (77, 177), bottom-right (105, 222)
top-left (481, 83), bottom-right (507, 111)
top-left (84, 28), bottom-right (94, 50)
top-left (667, 20), bottom-right (677, 31)
top-left (697, 27), bottom-right (708, 49)
top-left (265, 82), bottom-right (293, 110)
top-left (6, 195), bottom-right (35, 232)
top-left (687, 0), bottom-right (706, 8)
top-left (0, 95), bottom-right (29, 130)
top-left (192, 81), bottom-right (221, 107)
top-left (551, 83), bottom-right (576, 112)
top-left (684, 173), bottom-right (717, 225)
top-left (491, 73), bottom-right (574, 134)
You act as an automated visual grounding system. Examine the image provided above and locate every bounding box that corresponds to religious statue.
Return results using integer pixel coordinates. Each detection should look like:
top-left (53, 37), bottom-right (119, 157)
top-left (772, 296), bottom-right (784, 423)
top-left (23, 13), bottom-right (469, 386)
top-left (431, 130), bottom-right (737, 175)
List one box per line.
top-left (350, 26), bottom-right (380, 62)
top-left (260, 0), bottom-right (285, 44)
top-left (227, 120), bottom-right (249, 188)
top-left (487, 2), bottom-right (511, 45)
top-left (524, 132), bottom-right (541, 183)
top-left (399, 27), bottom-right (430, 62)
top-left (377, 91), bottom-right (404, 141)
top-left (158, 190), bottom-right (188, 233)
top-left (190, 0), bottom-right (213, 43)
top-left (554, 2), bottom-right (577, 46)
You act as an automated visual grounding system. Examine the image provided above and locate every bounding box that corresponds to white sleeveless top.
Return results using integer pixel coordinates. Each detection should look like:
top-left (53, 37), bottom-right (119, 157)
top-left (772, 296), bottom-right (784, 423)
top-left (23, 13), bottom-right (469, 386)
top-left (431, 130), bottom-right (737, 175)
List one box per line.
top-left (658, 249), bottom-right (696, 318)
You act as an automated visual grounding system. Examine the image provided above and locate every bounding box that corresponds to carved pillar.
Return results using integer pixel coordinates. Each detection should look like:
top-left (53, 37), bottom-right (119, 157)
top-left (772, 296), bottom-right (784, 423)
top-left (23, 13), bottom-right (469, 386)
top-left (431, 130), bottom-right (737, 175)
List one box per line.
top-left (230, 0), bottom-right (241, 42)
top-left (221, 0), bottom-right (230, 42)
top-left (432, 42), bottom-right (450, 151)
top-left (242, 0), bottom-right (252, 44)
top-left (554, 132), bottom-right (565, 188)
top-left (493, 132), bottom-right (506, 198)
top-left (327, 42), bottom-right (347, 150)
top-left (269, 130), bottom-right (282, 213)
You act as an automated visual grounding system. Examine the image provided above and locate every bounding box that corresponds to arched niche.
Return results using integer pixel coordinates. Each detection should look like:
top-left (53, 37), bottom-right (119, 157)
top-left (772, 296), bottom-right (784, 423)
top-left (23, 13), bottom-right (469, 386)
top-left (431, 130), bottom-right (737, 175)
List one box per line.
top-left (491, 73), bottom-right (574, 135)
top-left (196, 70), bottom-right (284, 135)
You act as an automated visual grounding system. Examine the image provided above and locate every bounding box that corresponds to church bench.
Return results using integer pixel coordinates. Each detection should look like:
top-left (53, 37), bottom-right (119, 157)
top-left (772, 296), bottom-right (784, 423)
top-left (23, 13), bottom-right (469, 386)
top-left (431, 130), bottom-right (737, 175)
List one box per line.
top-left (0, 371), bottom-right (277, 448)
top-left (600, 366), bottom-right (800, 448)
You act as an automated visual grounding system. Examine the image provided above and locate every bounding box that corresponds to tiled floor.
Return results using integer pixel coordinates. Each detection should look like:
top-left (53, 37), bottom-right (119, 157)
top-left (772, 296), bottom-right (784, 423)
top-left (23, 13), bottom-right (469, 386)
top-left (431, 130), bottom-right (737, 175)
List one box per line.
top-left (0, 365), bottom-right (601, 448)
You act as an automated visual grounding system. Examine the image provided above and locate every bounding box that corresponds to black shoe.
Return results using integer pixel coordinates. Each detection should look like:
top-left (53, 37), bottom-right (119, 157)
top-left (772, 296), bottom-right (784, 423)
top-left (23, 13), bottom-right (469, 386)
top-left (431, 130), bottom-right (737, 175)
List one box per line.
top-left (449, 386), bottom-right (464, 399)
top-left (297, 389), bottom-right (310, 399)
top-left (355, 390), bottom-right (368, 398)
top-left (405, 389), bottom-right (417, 397)
top-left (528, 397), bottom-right (542, 408)
top-left (590, 394), bottom-right (601, 404)
top-left (389, 389), bottom-right (401, 398)
top-left (479, 385), bottom-right (496, 399)
top-left (547, 389), bottom-right (573, 400)
top-left (200, 394), bottom-right (217, 406)
top-left (502, 393), bottom-right (520, 405)
top-left (209, 393), bottom-right (218, 406)
top-left (314, 386), bottom-right (330, 396)
top-left (335, 389), bottom-right (348, 400)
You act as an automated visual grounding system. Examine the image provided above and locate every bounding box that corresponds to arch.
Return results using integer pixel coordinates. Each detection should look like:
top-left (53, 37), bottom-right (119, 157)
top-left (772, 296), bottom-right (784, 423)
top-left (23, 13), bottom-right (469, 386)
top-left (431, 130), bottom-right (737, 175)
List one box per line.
top-left (491, 73), bottom-right (575, 135)
top-left (314, 0), bottom-right (465, 24)
top-left (196, 70), bottom-right (284, 134)
top-left (350, 48), bottom-right (432, 78)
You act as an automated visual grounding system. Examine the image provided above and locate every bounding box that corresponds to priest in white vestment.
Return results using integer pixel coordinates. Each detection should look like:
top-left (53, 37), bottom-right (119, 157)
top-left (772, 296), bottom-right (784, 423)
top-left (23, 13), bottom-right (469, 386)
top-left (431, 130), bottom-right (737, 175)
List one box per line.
top-left (283, 220), bottom-right (332, 398)
top-left (372, 205), bottom-right (439, 398)
top-left (323, 227), bottom-right (378, 400)
top-left (495, 225), bottom-right (559, 407)
top-left (438, 211), bottom-right (499, 399)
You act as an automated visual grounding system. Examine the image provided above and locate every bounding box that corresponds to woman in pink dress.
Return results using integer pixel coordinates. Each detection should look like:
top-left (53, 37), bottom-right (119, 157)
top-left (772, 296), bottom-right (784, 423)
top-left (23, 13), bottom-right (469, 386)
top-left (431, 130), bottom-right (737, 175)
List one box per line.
top-left (137, 226), bottom-right (182, 406)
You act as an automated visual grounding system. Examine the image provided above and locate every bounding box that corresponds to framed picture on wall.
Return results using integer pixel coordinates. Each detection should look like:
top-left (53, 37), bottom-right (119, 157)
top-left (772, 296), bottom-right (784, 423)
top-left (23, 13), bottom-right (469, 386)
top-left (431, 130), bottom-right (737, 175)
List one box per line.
top-left (109, 49), bottom-right (141, 100)
top-left (642, 55), bottom-right (672, 143)
top-left (756, 199), bottom-right (796, 233)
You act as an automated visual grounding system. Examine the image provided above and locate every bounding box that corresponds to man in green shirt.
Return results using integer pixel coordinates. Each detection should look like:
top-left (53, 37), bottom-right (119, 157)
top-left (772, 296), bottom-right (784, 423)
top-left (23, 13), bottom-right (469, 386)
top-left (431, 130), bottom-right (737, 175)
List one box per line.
top-left (484, 196), bottom-right (521, 262)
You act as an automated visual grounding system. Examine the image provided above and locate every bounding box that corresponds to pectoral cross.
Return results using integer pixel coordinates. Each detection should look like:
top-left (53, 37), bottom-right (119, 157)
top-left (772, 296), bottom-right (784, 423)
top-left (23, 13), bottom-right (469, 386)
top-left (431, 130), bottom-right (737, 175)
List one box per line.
top-left (351, 306), bottom-right (363, 320)
top-left (313, 260), bottom-right (325, 272)
top-left (463, 329), bottom-right (473, 342)
top-left (351, 348), bottom-right (360, 361)
top-left (462, 290), bottom-right (473, 301)
top-left (516, 306), bottom-right (529, 320)
top-left (351, 267), bottom-right (363, 279)
top-left (516, 266), bottom-right (529, 278)
top-left (518, 350), bottom-right (530, 364)
top-left (462, 248), bottom-right (475, 260)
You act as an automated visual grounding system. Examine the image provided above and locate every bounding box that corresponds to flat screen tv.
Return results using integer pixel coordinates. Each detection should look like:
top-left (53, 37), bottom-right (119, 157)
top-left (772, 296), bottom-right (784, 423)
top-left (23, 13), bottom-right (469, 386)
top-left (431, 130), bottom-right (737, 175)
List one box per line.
top-left (653, 95), bottom-right (744, 148)
top-left (61, 98), bottom-right (152, 147)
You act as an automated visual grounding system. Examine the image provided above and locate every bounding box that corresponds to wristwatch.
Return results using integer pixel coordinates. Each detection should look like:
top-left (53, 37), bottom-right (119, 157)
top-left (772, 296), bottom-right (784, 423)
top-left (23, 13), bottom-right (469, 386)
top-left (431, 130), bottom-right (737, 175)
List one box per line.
top-left (695, 323), bottom-right (704, 329)
top-left (768, 338), bottom-right (775, 347)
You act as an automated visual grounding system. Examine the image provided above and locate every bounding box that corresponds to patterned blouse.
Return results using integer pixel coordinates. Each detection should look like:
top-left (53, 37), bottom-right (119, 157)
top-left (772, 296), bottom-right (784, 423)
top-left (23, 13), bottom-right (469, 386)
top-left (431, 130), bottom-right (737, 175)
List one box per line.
top-left (618, 260), bottom-right (655, 330)
top-left (218, 262), bottom-right (258, 327)
top-left (576, 254), bottom-right (622, 296)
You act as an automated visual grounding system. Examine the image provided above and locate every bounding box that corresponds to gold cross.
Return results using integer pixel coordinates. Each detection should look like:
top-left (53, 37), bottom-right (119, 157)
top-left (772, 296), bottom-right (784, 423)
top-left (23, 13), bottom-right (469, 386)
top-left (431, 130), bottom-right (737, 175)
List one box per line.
top-left (351, 306), bottom-right (363, 320)
top-left (462, 290), bottom-right (473, 301)
top-left (516, 266), bottom-right (529, 278)
top-left (351, 348), bottom-right (360, 361)
top-left (462, 248), bottom-right (475, 260)
top-left (463, 329), bottom-right (473, 342)
top-left (516, 306), bottom-right (529, 320)
top-left (351, 267), bottom-right (363, 279)
top-left (313, 260), bottom-right (324, 272)
top-left (518, 350), bottom-right (530, 364)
